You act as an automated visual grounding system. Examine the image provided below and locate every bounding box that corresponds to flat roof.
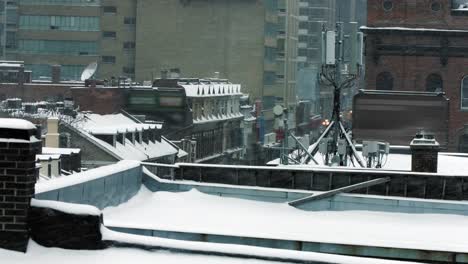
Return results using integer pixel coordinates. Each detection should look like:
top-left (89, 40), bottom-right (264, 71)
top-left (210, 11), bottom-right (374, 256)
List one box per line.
top-left (103, 187), bottom-right (468, 253)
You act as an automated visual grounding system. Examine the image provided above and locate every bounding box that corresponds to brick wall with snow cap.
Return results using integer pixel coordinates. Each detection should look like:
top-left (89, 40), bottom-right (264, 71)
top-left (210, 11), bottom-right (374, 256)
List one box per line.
top-left (0, 118), bottom-right (41, 252)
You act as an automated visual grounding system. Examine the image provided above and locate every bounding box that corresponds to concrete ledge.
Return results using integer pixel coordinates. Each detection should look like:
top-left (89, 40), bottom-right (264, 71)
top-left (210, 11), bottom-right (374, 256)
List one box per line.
top-left (106, 225), bottom-right (468, 263)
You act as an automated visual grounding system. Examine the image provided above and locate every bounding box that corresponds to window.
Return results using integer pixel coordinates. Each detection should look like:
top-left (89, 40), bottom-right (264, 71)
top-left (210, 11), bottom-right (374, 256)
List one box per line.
top-left (123, 66), bottom-right (135, 75)
top-left (19, 0), bottom-right (100, 6)
top-left (25, 64), bottom-right (51, 79)
top-left (431, 2), bottom-right (442, 11)
top-left (124, 17), bottom-right (136, 25)
top-left (376, 72), bottom-right (393, 90)
top-left (461, 76), bottom-right (468, 109)
top-left (264, 71), bottom-right (276, 85)
top-left (123, 42), bottom-right (135, 49)
top-left (460, 134), bottom-right (468, 153)
top-left (102, 31), bottom-right (116, 38)
top-left (18, 40), bottom-right (97, 55)
top-left (102, 56), bottom-right (116, 64)
top-left (6, 31), bottom-right (16, 49)
top-left (426, 73), bottom-right (443, 92)
top-left (19, 15), bottom-right (100, 31)
top-left (103, 6), bottom-right (117, 14)
top-left (62, 65), bottom-right (86, 81)
top-left (383, 0), bottom-right (393, 11)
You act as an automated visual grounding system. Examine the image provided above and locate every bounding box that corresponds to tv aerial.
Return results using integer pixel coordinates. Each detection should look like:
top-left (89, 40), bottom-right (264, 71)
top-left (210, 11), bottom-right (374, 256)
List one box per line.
top-left (81, 62), bottom-right (98, 81)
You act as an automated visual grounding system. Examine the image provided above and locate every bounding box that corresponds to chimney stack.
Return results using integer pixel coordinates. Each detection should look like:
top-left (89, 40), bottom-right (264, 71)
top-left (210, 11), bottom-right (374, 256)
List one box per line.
top-left (410, 131), bottom-right (440, 173)
top-left (0, 118), bottom-right (41, 252)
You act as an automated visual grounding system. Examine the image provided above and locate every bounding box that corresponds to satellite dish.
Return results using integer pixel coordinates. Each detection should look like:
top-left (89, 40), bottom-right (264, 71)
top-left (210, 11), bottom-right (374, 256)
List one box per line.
top-left (273, 105), bottom-right (284, 116)
top-left (80, 62), bottom-right (98, 81)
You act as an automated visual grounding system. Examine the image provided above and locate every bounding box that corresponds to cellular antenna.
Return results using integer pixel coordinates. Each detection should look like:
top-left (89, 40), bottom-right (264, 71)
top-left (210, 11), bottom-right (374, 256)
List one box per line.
top-left (80, 62), bottom-right (98, 81)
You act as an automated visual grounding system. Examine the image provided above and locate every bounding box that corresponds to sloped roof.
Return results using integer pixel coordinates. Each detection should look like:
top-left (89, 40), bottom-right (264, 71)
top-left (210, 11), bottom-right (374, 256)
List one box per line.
top-left (181, 84), bottom-right (242, 97)
top-left (71, 113), bottom-right (178, 161)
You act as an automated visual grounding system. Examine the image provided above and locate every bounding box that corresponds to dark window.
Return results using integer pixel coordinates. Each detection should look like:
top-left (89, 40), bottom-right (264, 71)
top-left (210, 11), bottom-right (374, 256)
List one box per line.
top-left (383, 0), bottom-right (393, 11)
top-left (431, 2), bottom-right (442, 11)
top-left (123, 42), bottom-right (135, 49)
top-left (459, 134), bottom-right (468, 153)
top-left (47, 163), bottom-right (52, 177)
top-left (103, 31), bottom-right (116, 38)
top-left (426, 73), bottom-right (443, 92)
top-left (376, 72), bottom-right (393, 90)
top-left (124, 17), bottom-right (136, 25)
top-left (264, 71), bottom-right (276, 85)
top-left (461, 76), bottom-right (468, 109)
top-left (103, 6), bottom-right (117, 14)
top-left (123, 66), bottom-right (135, 74)
top-left (102, 56), bottom-right (116, 64)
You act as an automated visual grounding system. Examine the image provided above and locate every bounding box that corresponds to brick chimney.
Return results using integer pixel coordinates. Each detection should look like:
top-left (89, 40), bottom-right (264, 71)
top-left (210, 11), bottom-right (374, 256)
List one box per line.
top-left (0, 118), bottom-right (41, 252)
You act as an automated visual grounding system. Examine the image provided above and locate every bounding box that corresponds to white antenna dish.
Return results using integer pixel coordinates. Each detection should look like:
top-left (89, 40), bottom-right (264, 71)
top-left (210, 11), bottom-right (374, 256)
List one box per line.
top-left (273, 105), bottom-right (284, 116)
top-left (81, 62), bottom-right (98, 81)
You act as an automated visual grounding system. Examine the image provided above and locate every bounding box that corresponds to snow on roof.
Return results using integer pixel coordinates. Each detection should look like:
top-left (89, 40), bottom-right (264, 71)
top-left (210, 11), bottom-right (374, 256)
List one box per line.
top-left (70, 113), bottom-right (178, 161)
top-left (0, 136), bottom-right (40, 143)
top-left (194, 112), bottom-right (244, 124)
top-left (42, 147), bottom-right (81, 155)
top-left (181, 84), bottom-right (242, 97)
top-left (0, 118), bottom-right (36, 130)
top-left (454, 2), bottom-right (468, 10)
top-left (35, 160), bottom-right (140, 194)
top-left (361, 26), bottom-right (468, 33)
top-left (0, 62), bottom-right (22, 68)
top-left (271, 147), bottom-right (468, 176)
top-left (103, 187), bottom-right (468, 253)
top-left (36, 154), bottom-right (61, 161)
top-left (0, 239), bottom-right (417, 264)
top-left (31, 198), bottom-right (101, 216)
top-left (80, 114), bottom-right (157, 134)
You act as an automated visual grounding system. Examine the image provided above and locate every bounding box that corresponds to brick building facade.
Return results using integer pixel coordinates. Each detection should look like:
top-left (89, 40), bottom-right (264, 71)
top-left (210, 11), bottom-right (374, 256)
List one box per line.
top-left (0, 83), bottom-right (125, 115)
top-left (362, 0), bottom-right (468, 152)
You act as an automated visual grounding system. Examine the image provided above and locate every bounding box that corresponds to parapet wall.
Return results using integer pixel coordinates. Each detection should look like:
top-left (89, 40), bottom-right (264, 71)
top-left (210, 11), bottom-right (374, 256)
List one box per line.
top-left (35, 160), bottom-right (142, 209)
top-left (173, 163), bottom-right (468, 201)
top-left (29, 199), bottom-right (105, 250)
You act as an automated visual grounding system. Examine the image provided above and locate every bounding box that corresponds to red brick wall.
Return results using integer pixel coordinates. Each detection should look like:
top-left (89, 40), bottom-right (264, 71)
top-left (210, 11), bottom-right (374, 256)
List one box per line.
top-left (365, 0), bottom-right (468, 151)
top-left (0, 83), bottom-right (126, 115)
top-left (0, 84), bottom-right (72, 102)
top-left (71, 88), bottom-right (126, 114)
top-left (368, 0), bottom-right (468, 29)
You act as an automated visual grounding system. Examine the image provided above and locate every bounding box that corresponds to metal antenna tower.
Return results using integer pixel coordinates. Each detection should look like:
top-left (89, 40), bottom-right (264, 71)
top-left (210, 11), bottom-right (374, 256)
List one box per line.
top-left (302, 22), bottom-right (365, 167)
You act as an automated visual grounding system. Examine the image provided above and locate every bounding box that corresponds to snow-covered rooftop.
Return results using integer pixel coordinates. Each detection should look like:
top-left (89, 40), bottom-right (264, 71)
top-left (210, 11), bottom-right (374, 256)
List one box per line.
top-left (103, 187), bottom-right (468, 253)
top-left (70, 113), bottom-right (178, 161)
top-left (36, 154), bottom-right (61, 161)
top-left (194, 112), bottom-right (244, 124)
top-left (42, 147), bottom-right (81, 155)
top-left (0, 118), bottom-right (36, 130)
top-left (31, 199), bottom-right (101, 216)
top-left (269, 149), bottom-right (468, 176)
top-left (79, 114), bottom-right (158, 134)
top-left (181, 84), bottom-right (242, 97)
top-left (35, 160), bottom-right (140, 194)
